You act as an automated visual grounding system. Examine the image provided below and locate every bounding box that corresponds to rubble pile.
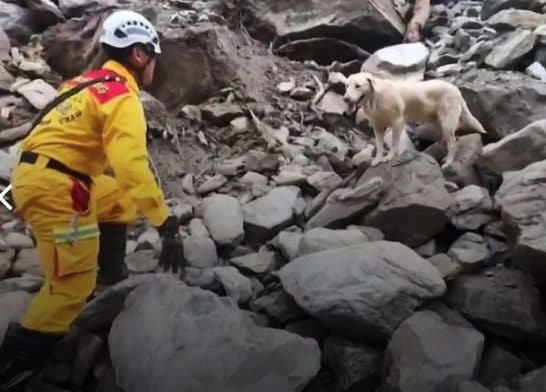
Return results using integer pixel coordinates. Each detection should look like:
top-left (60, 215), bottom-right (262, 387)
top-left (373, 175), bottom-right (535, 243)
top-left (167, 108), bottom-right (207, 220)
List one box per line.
top-left (0, 1), bottom-right (546, 392)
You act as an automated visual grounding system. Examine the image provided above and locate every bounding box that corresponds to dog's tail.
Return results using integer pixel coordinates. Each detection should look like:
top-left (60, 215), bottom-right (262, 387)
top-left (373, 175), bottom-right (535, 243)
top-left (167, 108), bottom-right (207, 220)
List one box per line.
top-left (460, 100), bottom-right (487, 134)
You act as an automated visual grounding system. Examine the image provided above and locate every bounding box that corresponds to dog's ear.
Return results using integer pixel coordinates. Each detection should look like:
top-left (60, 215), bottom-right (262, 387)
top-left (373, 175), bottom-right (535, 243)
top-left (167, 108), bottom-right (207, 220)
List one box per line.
top-left (366, 76), bottom-right (376, 92)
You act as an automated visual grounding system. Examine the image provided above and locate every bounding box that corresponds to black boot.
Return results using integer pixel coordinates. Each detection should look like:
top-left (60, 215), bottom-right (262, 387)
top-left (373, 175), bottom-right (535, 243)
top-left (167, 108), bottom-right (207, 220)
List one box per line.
top-left (96, 223), bottom-right (129, 286)
top-left (0, 323), bottom-right (63, 392)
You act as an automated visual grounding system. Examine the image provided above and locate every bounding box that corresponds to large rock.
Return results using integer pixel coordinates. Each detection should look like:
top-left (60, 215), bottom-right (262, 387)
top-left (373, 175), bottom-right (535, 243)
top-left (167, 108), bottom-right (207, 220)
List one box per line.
top-left (382, 308), bottom-right (485, 392)
top-left (484, 29), bottom-right (537, 70)
top-left (280, 241), bottom-right (446, 341)
top-left (246, 0), bottom-right (405, 54)
top-left (323, 337), bottom-right (382, 392)
top-left (446, 268), bottom-right (546, 340)
top-left (486, 9), bottom-right (546, 31)
top-left (361, 42), bottom-right (430, 81)
top-left (296, 228), bottom-right (369, 257)
top-left (230, 251), bottom-right (277, 274)
top-left (212, 266), bottom-right (253, 305)
top-left (442, 134), bottom-right (484, 188)
top-left (183, 235), bottom-right (219, 269)
top-left (447, 69), bottom-right (546, 139)
top-left (0, 1), bottom-right (36, 45)
top-left (447, 233), bottom-right (490, 271)
top-left (242, 186), bottom-right (304, 243)
top-left (478, 343), bottom-right (523, 387)
top-left (109, 276), bottom-right (320, 392)
top-left (203, 194), bottom-right (245, 247)
top-left (358, 151), bottom-right (452, 247)
top-left (495, 160), bottom-right (546, 285)
top-left (448, 185), bottom-right (496, 231)
top-left (479, 120), bottom-right (546, 175)
top-left (481, 0), bottom-right (546, 20)
top-left (0, 291), bottom-right (32, 345)
top-left (305, 177), bottom-right (383, 230)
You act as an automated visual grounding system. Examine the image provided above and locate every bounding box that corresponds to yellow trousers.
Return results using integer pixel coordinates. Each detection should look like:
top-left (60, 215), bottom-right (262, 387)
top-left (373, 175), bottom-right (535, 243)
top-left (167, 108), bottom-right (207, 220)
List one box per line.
top-left (11, 155), bottom-right (137, 333)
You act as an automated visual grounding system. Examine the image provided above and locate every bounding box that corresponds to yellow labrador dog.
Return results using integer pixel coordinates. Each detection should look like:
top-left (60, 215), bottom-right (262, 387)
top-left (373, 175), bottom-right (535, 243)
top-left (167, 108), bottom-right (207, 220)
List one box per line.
top-left (342, 72), bottom-right (486, 168)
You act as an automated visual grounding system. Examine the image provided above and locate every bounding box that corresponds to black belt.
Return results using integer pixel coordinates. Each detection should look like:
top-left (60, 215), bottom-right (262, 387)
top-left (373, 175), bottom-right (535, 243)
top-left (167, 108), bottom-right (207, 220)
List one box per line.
top-left (19, 151), bottom-right (92, 187)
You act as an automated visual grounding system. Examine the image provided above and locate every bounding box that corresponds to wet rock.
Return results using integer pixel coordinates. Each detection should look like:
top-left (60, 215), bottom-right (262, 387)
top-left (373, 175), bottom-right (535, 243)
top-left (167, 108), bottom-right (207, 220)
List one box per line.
top-left (0, 248), bottom-right (13, 278)
top-left (296, 228), bottom-right (369, 257)
top-left (306, 177), bottom-right (383, 230)
top-left (428, 253), bottom-right (462, 280)
top-left (242, 186), bottom-right (304, 244)
top-left (203, 194), bottom-right (244, 247)
top-left (448, 185), bottom-right (495, 230)
top-left (495, 160), bottom-right (546, 284)
top-left (485, 29), bottom-right (537, 69)
top-left (446, 267), bottom-right (546, 340)
top-left (480, 120), bottom-right (546, 175)
top-left (75, 274), bottom-right (157, 332)
top-left (382, 308), bottom-right (485, 392)
top-left (280, 241), bottom-right (446, 341)
top-left (212, 266), bottom-right (252, 305)
top-left (0, 291), bottom-right (32, 344)
top-left (323, 337), bottom-right (382, 392)
top-left (361, 42), bottom-right (430, 81)
top-left (109, 276), bottom-right (321, 392)
top-left (201, 102), bottom-right (245, 126)
top-left (249, 289), bottom-right (304, 325)
top-left (230, 251), bottom-right (277, 274)
top-left (358, 151), bottom-right (452, 247)
top-left (12, 248), bottom-right (42, 277)
top-left (486, 9), bottom-right (546, 31)
top-left (448, 233), bottom-right (490, 271)
top-left (0, 275), bottom-right (43, 294)
top-left (183, 236), bottom-right (218, 268)
top-left (481, 0), bottom-right (546, 20)
top-left (449, 69), bottom-right (546, 139)
top-left (197, 174), bottom-right (228, 195)
top-left (6, 232), bottom-right (33, 249)
top-left (478, 343), bottom-right (523, 386)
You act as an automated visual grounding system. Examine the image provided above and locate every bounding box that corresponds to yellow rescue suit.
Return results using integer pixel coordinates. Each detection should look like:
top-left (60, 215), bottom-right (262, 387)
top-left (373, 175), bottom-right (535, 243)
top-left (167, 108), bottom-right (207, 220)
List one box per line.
top-left (11, 60), bottom-right (169, 333)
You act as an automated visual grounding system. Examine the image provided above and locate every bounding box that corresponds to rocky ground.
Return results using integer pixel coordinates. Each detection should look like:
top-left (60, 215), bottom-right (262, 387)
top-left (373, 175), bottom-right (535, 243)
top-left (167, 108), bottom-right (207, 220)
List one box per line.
top-left (1, 0), bottom-right (546, 391)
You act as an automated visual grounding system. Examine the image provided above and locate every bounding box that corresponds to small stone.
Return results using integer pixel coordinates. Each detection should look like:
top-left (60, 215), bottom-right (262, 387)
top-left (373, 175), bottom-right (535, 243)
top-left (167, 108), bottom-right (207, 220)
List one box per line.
top-left (290, 87), bottom-right (314, 101)
top-left (275, 230), bottom-right (303, 261)
top-left (461, 40), bottom-right (495, 64)
top-left (526, 61), bottom-right (546, 81)
top-left (414, 240), bottom-right (437, 258)
top-left (486, 9), bottom-right (546, 31)
top-left (200, 102), bottom-right (245, 126)
top-left (197, 175), bottom-right (228, 195)
top-left (277, 78), bottom-right (296, 94)
top-left (126, 240), bottom-right (137, 255)
top-left (125, 250), bottom-right (158, 274)
top-left (170, 202), bottom-right (193, 224)
top-left (250, 289), bottom-right (304, 324)
top-left (352, 145), bottom-right (375, 167)
top-left (448, 185), bottom-right (495, 231)
top-left (428, 253), bottom-right (462, 280)
top-left (245, 150), bottom-right (280, 172)
top-left (136, 229), bottom-right (161, 251)
top-left (454, 29), bottom-right (473, 52)
top-left (216, 156), bottom-right (246, 176)
top-left (188, 218), bottom-right (210, 237)
top-left (183, 236), bottom-right (218, 268)
top-left (212, 266), bottom-right (253, 305)
top-left (16, 79), bottom-right (56, 110)
top-left (203, 194), bottom-right (245, 247)
top-left (5, 232), bottom-right (33, 249)
top-left (361, 42), bottom-right (430, 81)
top-left (230, 251), bottom-right (277, 274)
top-left (12, 248), bottom-right (41, 277)
top-left (448, 233), bottom-right (489, 271)
top-left (240, 171), bottom-right (268, 188)
top-left (230, 116), bottom-right (249, 134)
top-left (182, 173), bottom-right (195, 194)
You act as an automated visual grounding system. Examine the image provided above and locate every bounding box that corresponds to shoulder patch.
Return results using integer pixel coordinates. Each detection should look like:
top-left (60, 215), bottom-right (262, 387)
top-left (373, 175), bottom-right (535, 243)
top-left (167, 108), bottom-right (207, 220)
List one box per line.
top-left (88, 80), bottom-right (130, 105)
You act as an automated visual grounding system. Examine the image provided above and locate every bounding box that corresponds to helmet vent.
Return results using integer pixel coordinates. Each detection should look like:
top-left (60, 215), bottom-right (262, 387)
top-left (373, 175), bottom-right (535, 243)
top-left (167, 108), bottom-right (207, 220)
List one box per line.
top-left (114, 28), bottom-right (128, 38)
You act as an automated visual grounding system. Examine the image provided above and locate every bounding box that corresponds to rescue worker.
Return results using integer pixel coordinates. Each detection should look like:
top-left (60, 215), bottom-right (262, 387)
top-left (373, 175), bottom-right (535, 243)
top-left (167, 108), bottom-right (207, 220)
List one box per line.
top-left (0, 10), bottom-right (184, 391)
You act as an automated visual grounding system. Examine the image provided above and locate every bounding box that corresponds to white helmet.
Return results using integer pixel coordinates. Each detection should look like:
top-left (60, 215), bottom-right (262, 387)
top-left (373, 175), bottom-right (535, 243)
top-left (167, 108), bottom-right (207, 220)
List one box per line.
top-left (99, 10), bottom-right (161, 55)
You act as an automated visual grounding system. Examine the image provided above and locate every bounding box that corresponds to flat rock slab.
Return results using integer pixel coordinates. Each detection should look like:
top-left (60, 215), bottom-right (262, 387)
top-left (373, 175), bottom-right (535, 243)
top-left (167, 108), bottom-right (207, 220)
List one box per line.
top-left (495, 160), bottom-right (546, 285)
top-left (109, 275), bottom-right (320, 392)
top-left (242, 186), bottom-right (304, 244)
top-left (382, 308), bottom-right (485, 392)
top-left (361, 42), bottom-right (430, 81)
top-left (446, 268), bottom-right (546, 340)
top-left (296, 228), bottom-right (369, 257)
top-left (358, 151), bottom-right (452, 247)
top-left (480, 120), bottom-right (546, 175)
top-left (280, 241), bottom-right (446, 341)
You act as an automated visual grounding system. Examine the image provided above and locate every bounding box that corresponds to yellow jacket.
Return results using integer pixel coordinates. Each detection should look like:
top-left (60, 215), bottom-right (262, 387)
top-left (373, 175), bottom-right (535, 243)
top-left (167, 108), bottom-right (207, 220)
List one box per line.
top-left (20, 60), bottom-right (169, 226)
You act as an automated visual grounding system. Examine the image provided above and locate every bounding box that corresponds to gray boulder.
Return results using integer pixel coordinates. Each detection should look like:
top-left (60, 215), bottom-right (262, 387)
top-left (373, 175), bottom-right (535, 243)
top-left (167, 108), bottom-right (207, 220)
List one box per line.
top-left (212, 266), bottom-right (253, 305)
top-left (478, 343), bottom-right (523, 386)
top-left (183, 235), bottom-right (219, 268)
top-left (382, 309), bottom-right (485, 392)
top-left (480, 120), bottom-right (546, 175)
top-left (280, 241), bottom-right (446, 341)
top-left (448, 233), bottom-right (490, 271)
top-left (249, 289), bottom-right (304, 325)
top-left (109, 276), bottom-right (320, 392)
top-left (296, 228), bottom-right (369, 257)
top-left (230, 251), bottom-right (277, 274)
top-left (481, 0), bottom-right (546, 20)
top-left (358, 151), bottom-right (452, 247)
top-left (0, 1), bottom-right (36, 45)
top-left (323, 337), bottom-right (382, 392)
top-left (203, 194), bottom-right (245, 247)
top-left (242, 186), bottom-right (304, 243)
top-left (448, 69), bottom-right (546, 139)
top-left (442, 134), bottom-right (484, 188)
top-left (446, 268), bottom-right (546, 340)
top-left (125, 250), bottom-right (158, 274)
top-left (0, 291), bottom-right (32, 345)
top-left (486, 9), bottom-right (546, 31)
top-left (448, 185), bottom-right (496, 230)
top-left (485, 29), bottom-right (537, 70)
top-left (305, 177), bottom-right (383, 230)
top-left (495, 160), bottom-right (546, 284)
top-left (514, 366), bottom-right (546, 392)
top-left (361, 42), bottom-right (430, 81)
top-left (273, 230), bottom-right (303, 262)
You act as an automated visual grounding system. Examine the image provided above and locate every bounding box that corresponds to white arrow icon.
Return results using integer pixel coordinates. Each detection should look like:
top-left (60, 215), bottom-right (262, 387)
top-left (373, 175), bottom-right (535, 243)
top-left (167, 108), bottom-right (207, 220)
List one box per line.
top-left (0, 184), bottom-right (13, 211)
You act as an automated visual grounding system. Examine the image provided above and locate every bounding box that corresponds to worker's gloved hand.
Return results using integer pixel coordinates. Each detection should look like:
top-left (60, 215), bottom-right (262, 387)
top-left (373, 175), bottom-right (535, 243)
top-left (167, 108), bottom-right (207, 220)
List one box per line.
top-left (157, 216), bottom-right (185, 276)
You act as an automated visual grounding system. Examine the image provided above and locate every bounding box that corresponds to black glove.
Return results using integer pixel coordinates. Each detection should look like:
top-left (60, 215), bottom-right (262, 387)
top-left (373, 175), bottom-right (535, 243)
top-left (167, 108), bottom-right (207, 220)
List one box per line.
top-left (157, 216), bottom-right (185, 276)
